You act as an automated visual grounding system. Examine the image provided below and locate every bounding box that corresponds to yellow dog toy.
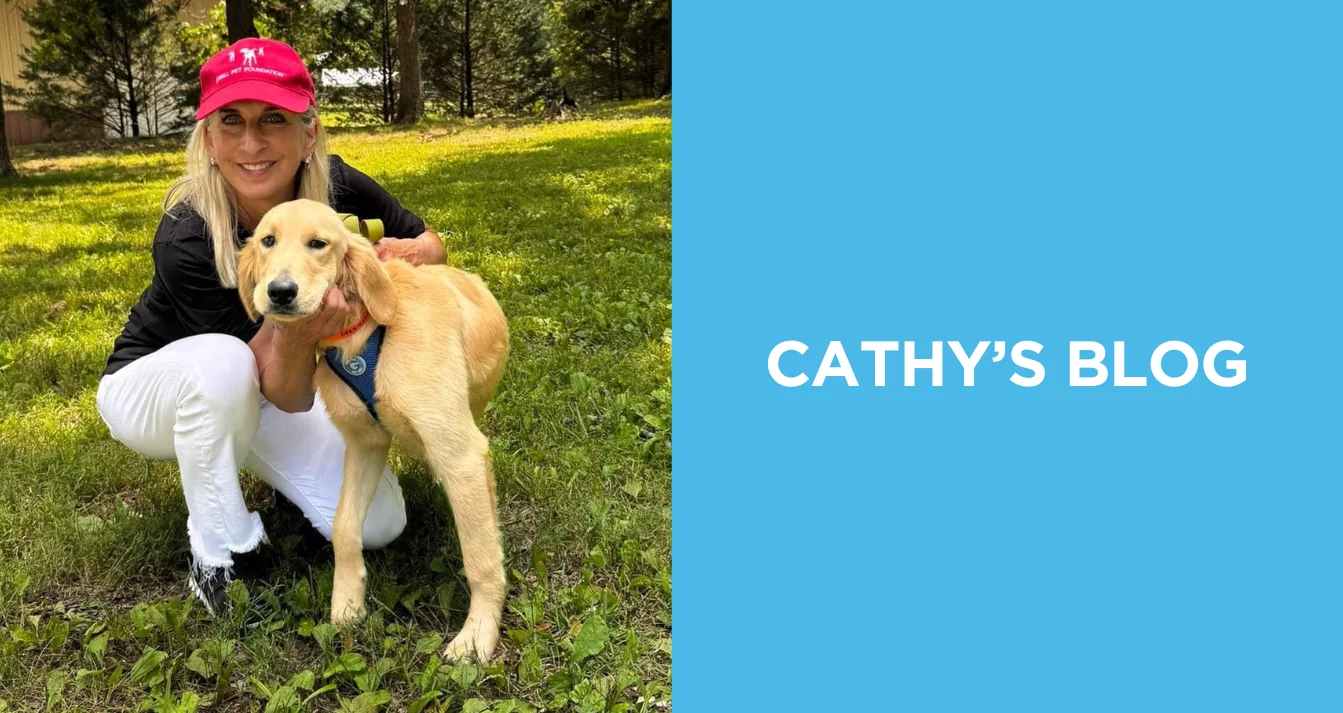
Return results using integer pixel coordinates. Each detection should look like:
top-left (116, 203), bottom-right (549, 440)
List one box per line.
top-left (337, 213), bottom-right (384, 243)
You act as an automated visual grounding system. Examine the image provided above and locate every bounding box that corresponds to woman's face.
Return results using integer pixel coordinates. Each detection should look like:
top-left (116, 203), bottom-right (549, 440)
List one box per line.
top-left (205, 101), bottom-right (317, 207)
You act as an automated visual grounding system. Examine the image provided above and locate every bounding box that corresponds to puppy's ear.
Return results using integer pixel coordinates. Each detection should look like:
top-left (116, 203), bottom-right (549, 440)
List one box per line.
top-left (236, 241), bottom-right (261, 322)
top-left (344, 237), bottom-right (399, 325)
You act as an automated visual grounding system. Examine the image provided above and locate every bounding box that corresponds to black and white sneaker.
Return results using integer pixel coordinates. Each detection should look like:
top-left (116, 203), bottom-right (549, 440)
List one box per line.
top-left (187, 558), bottom-right (232, 618)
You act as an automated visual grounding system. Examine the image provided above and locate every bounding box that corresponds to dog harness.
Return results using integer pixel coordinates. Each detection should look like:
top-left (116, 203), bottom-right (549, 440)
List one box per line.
top-left (323, 324), bottom-right (388, 421)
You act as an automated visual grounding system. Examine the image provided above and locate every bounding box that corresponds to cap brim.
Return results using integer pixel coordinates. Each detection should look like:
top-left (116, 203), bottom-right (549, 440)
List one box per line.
top-left (196, 79), bottom-right (312, 120)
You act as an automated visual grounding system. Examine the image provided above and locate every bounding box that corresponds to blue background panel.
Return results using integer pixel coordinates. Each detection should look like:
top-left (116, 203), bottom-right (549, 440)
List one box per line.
top-left (675, 1), bottom-right (1342, 710)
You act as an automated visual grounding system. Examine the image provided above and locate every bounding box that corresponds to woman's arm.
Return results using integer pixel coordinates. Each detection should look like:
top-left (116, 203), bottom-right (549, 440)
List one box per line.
top-left (330, 158), bottom-right (440, 264)
top-left (249, 288), bottom-right (355, 412)
top-left (373, 229), bottom-right (445, 265)
top-left (248, 323), bottom-right (317, 413)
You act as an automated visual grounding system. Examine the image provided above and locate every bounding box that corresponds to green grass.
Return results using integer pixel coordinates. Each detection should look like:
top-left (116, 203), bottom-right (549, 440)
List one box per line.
top-left (0, 99), bottom-right (671, 712)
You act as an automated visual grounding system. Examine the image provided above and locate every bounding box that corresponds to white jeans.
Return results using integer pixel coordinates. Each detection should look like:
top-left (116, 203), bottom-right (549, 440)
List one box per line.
top-left (96, 333), bottom-right (406, 569)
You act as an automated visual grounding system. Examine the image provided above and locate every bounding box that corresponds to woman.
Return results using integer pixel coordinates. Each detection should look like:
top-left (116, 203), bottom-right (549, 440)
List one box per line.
top-left (95, 38), bottom-right (445, 615)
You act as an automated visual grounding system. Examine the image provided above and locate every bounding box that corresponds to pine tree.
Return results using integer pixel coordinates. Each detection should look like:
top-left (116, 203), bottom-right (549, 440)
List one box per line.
top-left (14, 0), bottom-right (185, 138)
top-left (553, 0), bottom-right (669, 102)
top-left (421, 0), bottom-right (554, 116)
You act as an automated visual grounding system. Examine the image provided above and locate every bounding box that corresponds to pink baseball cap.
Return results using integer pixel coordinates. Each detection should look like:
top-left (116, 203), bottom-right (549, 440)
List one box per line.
top-left (196, 38), bottom-right (315, 120)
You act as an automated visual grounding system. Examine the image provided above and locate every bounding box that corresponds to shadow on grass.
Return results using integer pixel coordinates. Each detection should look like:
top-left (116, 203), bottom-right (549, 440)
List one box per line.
top-left (0, 160), bottom-right (181, 195)
top-left (0, 238), bottom-right (144, 270)
top-left (10, 135), bottom-right (186, 161)
top-left (386, 126), bottom-right (671, 279)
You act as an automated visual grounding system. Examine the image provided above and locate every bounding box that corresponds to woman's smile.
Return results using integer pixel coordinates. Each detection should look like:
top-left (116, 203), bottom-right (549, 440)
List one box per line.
top-left (237, 160), bottom-right (277, 178)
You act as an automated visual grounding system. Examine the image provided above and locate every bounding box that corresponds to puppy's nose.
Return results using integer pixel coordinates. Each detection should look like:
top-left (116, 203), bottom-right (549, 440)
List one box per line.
top-left (267, 278), bottom-right (298, 307)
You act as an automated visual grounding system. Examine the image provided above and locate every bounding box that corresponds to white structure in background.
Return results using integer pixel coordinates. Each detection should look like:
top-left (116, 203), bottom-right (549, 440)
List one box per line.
top-left (321, 66), bottom-right (384, 90)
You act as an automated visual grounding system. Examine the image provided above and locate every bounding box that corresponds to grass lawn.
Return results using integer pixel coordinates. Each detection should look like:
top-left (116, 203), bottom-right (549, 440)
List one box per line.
top-left (0, 100), bottom-right (670, 712)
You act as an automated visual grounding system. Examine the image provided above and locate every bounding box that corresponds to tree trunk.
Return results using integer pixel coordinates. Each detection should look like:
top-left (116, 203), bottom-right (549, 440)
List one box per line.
top-left (0, 82), bottom-right (17, 178)
top-left (644, 35), bottom-right (655, 96)
top-left (112, 84), bottom-right (127, 137)
top-left (122, 34), bottom-right (140, 137)
top-left (659, 2), bottom-right (672, 96)
top-left (394, 0), bottom-right (424, 123)
top-left (381, 0), bottom-right (393, 123)
top-left (457, 0), bottom-right (466, 117)
top-left (97, 4), bottom-right (126, 136)
top-left (463, 0), bottom-right (474, 118)
top-left (612, 0), bottom-right (624, 101)
top-left (613, 38), bottom-right (623, 100)
top-left (226, 0), bottom-right (259, 43)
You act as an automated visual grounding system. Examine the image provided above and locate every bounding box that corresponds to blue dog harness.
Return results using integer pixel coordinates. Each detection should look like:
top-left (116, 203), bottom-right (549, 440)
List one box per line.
top-left (323, 325), bottom-right (388, 421)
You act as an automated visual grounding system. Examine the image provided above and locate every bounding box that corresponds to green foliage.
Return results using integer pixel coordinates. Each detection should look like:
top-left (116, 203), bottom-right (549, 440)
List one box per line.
top-left (571, 615), bottom-right (609, 662)
top-left (264, 685), bottom-right (303, 713)
top-left (322, 652), bottom-right (367, 680)
top-left (340, 689), bottom-right (392, 712)
top-left (551, 0), bottom-right (671, 101)
top-left (0, 104), bottom-right (669, 710)
top-left (167, 2), bottom-right (229, 116)
top-left (421, 0), bottom-right (557, 117)
top-left (295, 0), bottom-right (399, 125)
top-left (14, 0), bottom-right (669, 132)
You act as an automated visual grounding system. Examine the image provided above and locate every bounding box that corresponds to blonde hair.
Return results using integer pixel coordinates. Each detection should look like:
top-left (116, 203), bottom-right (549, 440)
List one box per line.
top-left (162, 105), bottom-right (331, 288)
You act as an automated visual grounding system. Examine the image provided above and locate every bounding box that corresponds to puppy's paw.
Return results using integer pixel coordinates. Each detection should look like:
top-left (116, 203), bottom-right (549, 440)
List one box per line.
top-left (330, 575), bottom-right (366, 627)
top-left (443, 616), bottom-right (500, 662)
top-left (330, 598), bottom-right (365, 627)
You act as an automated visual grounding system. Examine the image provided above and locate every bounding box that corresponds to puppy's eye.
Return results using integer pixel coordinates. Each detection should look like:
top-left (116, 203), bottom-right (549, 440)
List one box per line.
top-left (307, 238), bottom-right (328, 249)
top-left (260, 235), bottom-right (276, 248)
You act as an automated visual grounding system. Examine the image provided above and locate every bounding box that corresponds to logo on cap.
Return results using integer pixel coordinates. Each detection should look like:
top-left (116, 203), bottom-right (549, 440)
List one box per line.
top-left (196, 38), bottom-right (316, 120)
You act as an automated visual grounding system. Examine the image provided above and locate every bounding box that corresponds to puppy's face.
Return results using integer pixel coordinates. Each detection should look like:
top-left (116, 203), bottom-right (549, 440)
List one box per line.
top-left (238, 199), bottom-right (351, 322)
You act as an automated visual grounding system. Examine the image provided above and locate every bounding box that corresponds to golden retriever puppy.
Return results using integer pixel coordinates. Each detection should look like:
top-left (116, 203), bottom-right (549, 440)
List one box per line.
top-left (237, 198), bottom-right (509, 661)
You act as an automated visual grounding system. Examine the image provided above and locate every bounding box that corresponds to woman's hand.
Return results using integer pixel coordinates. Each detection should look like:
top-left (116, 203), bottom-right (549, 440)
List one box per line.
top-left (272, 288), bottom-right (358, 348)
top-left (372, 229), bottom-right (446, 266)
top-left (251, 287), bottom-right (361, 413)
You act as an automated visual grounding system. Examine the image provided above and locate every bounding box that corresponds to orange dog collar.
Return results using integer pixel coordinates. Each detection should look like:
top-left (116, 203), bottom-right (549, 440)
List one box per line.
top-left (321, 310), bottom-right (371, 343)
